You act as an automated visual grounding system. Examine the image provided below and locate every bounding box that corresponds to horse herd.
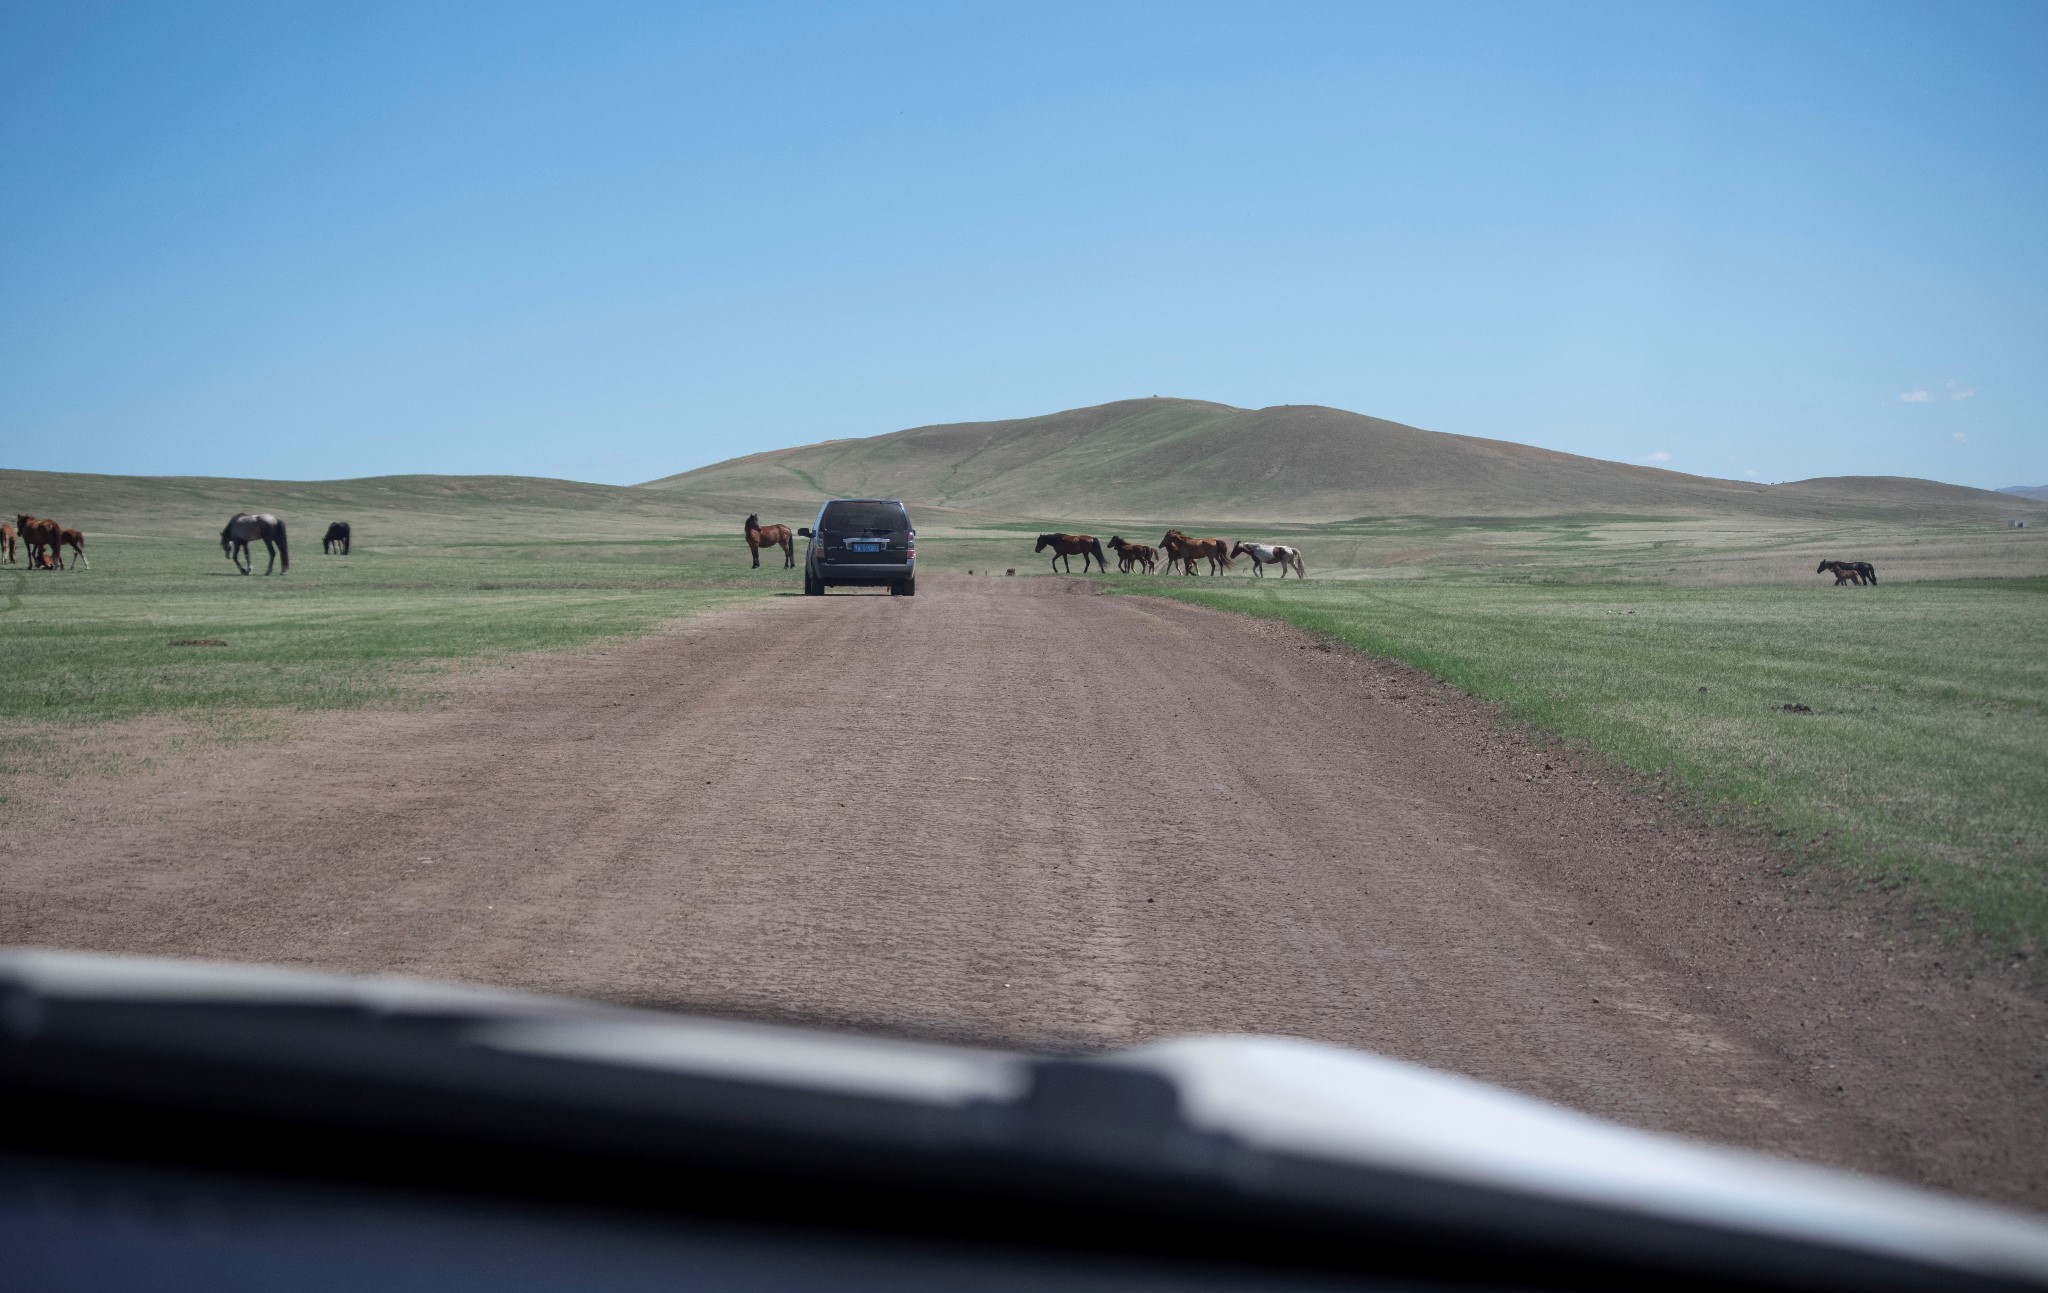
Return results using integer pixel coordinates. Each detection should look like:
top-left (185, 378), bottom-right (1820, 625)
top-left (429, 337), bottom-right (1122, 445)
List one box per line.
top-left (2, 510), bottom-right (359, 576)
top-left (3, 514), bottom-right (88, 570)
top-left (1034, 530), bottom-right (1306, 578)
top-left (217, 515), bottom-right (352, 573)
top-left (2, 504), bottom-right (1883, 590)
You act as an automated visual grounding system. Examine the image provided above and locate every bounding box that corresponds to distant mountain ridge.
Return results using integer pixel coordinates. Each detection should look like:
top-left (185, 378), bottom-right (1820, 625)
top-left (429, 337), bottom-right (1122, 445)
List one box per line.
top-left (644, 398), bottom-right (2039, 523)
top-left (1998, 485), bottom-right (2048, 502)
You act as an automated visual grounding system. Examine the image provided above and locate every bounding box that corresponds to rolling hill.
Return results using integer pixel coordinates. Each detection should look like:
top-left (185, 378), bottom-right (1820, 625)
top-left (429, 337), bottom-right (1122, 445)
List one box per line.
top-left (644, 398), bottom-right (2041, 524)
top-left (0, 470), bottom-right (725, 542)
top-left (8, 398), bottom-right (2038, 539)
top-left (1998, 485), bottom-right (2048, 503)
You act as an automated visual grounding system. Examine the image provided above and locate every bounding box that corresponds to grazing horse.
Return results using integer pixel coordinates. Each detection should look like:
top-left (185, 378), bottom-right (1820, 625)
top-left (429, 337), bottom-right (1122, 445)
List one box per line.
top-left (0, 522), bottom-right (14, 565)
top-left (1035, 532), bottom-right (1107, 573)
top-left (57, 528), bottom-right (88, 570)
top-left (1106, 536), bottom-right (1157, 573)
top-left (323, 521), bottom-right (352, 555)
top-left (744, 514), bottom-right (795, 569)
top-left (221, 512), bottom-right (290, 575)
top-left (16, 515), bottom-right (59, 570)
top-left (1160, 529), bottom-right (1233, 576)
top-left (1230, 541), bottom-right (1305, 579)
top-left (1816, 559), bottom-right (1874, 586)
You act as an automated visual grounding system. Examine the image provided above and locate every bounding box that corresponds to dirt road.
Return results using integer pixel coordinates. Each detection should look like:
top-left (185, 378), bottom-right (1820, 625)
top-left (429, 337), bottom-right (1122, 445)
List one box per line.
top-left (4, 575), bottom-right (2043, 1206)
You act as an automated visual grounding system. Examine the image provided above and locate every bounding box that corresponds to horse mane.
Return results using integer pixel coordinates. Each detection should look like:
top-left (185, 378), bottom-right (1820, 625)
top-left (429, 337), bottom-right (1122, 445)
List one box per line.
top-left (744, 513), bottom-right (760, 532)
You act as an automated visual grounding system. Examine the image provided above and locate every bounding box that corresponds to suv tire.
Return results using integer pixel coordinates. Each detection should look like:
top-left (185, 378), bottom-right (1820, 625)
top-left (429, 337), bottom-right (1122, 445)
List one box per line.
top-left (892, 576), bottom-right (916, 597)
top-left (804, 569), bottom-right (824, 596)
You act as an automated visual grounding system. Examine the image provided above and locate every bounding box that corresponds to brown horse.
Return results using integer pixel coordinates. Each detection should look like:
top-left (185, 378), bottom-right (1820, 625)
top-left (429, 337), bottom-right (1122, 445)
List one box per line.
top-left (1036, 533), bottom-right (1107, 573)
top-left (1160, 529), bottom-right (1233, 575)
top-left (56, 528), bottom-right (88, 570)
top-left (1106, 536), bottom-right (1157, 573)
top-left (16, 515), bottom-right (59, 570)
top-left (745, 514), bottom-right (795, 569)
top-left (1816, 559), bottom-right (1873, 586)
top-left (0, 522), bottom-right (14, 565)
top-left (1158, 530), bottom-right (1189, 574)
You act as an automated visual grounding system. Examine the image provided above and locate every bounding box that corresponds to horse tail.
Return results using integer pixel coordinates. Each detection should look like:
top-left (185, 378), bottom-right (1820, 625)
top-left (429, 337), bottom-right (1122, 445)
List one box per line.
top-left (274, 518), bottom-right (290, 572)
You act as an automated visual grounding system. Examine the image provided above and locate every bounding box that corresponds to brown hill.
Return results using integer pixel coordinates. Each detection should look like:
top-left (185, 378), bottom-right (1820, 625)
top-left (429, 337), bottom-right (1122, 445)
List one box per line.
top-left (643, 398), bottom-right (2040, 523)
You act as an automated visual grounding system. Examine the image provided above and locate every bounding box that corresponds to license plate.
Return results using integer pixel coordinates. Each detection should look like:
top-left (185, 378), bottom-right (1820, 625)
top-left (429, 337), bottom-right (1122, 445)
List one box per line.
top-left (849, 542), bottom-right (883, 554)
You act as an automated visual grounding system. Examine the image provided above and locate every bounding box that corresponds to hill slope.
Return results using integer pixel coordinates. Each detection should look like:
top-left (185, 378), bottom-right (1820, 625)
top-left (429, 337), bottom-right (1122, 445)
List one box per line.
top-left (9, 400), bottom-right (2037, 538)
top-left (643, 398), bottom-right (2039, 523)
top-left (1998, 485), bottom-right (2048, 503)
top-left (0, 470), bottom-right (726, 541)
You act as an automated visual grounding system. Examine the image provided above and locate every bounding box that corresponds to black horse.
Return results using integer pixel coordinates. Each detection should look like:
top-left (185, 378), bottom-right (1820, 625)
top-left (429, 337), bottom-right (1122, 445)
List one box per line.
top-left (323, 521), bottom-right (352, 555)
top-left (1816, 559), bottom-right (1877, 586)
top-left (1035, 533), bottom-right (1108, 573)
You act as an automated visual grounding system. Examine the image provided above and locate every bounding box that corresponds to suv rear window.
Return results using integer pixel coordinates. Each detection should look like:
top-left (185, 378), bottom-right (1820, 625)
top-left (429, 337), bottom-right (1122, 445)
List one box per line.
top-left (819, 502), bottom-right (909, 534)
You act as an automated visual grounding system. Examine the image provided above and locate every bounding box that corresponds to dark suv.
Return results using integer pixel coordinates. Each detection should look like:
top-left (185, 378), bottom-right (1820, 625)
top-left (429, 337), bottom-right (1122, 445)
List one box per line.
top-left (799, 498), bottom-right (917, 596)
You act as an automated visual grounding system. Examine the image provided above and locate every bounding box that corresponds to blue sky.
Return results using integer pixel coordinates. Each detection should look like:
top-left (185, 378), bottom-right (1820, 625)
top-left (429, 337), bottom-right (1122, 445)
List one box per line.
top-left (3, 1), bottom-right (2042, 488)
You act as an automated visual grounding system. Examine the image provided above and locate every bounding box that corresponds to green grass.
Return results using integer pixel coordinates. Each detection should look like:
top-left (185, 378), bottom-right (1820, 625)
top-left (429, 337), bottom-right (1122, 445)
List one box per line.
top-left (1121, 574), bottom-right (2048, 955)
top-left (0, 536), bottom-right (789, 726)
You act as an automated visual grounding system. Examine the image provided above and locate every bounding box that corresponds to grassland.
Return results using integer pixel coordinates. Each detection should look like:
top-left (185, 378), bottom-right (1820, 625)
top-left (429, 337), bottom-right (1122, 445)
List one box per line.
top-left (1, 535), bottom-right (794, 727)
top-left (1121, 572), bottom-right (2048, 957)
top-left (0, 466), bottom-right (733, 543)
top-left (9, 454), bottom-right (2044, 962)
top-left (0, 534), bottom-right (801, 816)
top-left (937, 512), bottom-right (2048, 957)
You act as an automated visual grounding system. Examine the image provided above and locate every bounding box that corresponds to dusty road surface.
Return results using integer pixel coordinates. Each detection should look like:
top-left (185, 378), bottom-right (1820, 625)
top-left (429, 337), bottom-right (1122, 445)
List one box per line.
top-left (4, 574), bottom-right (2044, 1207)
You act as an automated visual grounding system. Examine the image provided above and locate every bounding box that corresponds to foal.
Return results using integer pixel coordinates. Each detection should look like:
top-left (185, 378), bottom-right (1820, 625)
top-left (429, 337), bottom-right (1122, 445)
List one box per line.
top-left (1106, 536), bottom-right (1158, 573)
